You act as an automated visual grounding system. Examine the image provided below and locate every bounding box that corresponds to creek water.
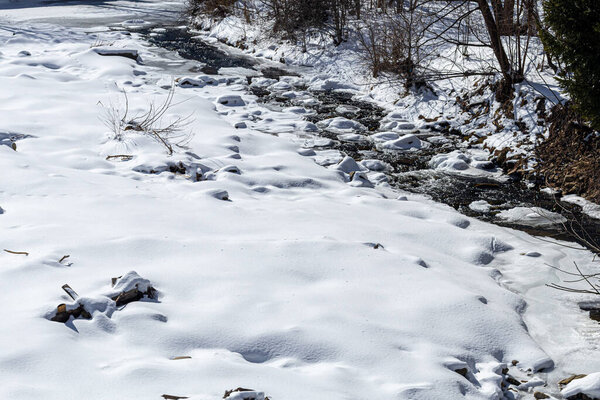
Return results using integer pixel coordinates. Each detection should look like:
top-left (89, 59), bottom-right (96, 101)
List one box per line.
top-left (135, 24), bottom-right (600, 252)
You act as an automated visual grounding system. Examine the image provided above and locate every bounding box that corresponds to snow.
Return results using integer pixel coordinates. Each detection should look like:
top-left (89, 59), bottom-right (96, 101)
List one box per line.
top-left (430, 150), bottom-right (504, 179)
top-left (469, 200), bottom-right (492, 213)
top-left (0, 2), bottom-right (599, 400)
top-left (562, 195), bottom-right (600, 220)
top-left (496, 207), bottom-right (568, 228)
top-left (562, 373), bottom-right (600, 398)
top-left (378, 133), bottom-right (421, 150)
top-left (316, 116), bottom-right (366, 133)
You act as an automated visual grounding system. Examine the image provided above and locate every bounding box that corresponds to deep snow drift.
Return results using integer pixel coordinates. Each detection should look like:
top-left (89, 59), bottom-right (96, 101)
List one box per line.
top-left (0, 2), bottom-right (599, 400)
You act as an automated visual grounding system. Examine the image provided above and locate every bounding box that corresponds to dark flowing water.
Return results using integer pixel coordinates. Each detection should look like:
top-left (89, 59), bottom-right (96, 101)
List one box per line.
top-left (136, 25), bottom-right (600, 252)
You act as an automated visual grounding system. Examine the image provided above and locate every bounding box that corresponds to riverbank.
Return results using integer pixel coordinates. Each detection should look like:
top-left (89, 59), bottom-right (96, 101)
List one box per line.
top-left (0, 2), bottom-right (599, 400)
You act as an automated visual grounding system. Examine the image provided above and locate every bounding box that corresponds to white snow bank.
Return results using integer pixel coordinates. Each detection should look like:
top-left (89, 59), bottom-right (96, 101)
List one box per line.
top-left (562, 373), bottom-right (600, 399)
top-left (0, 14), bottom-right (598, 400)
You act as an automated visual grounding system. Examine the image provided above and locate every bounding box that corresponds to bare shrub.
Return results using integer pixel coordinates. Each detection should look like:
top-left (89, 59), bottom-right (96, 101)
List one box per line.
top-left (186, 0), bottom-right (237, 19)
top-left (100, 86), bottom-right (193, 155)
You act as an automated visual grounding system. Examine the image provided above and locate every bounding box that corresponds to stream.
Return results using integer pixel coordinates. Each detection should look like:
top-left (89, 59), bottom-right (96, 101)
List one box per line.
top-left (129, 24), bottom-right (600, 252)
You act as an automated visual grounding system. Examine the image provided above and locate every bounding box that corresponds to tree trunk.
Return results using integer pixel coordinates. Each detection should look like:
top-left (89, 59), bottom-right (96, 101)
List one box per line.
top-left (476, 0), bottom-right (513, 85)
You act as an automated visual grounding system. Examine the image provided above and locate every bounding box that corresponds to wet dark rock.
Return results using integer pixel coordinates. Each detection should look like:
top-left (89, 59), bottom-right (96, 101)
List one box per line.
top-left (261, 66), bottom-right (299, 80)
top-left (201, 65), bottom-right (220, 74)
top-left (579, 302), bottom-right (600, 322)
top-left (141, 25), bottom-right (600, 254)
top-left (51, 303), bottom-right (92, 323)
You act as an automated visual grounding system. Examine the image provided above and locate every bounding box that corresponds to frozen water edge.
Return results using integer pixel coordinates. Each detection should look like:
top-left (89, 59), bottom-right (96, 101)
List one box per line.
top-left (0, 3), bottom-right (599, 400)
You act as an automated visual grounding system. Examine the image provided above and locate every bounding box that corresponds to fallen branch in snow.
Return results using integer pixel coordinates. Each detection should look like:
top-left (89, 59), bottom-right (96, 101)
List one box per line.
top-left (61, 284), bottom-right (79, 300)
top-left (48, 272), bottom-right (158, 324)
top-left (546, 261), bottom-right (600, 295)
top-left (3, 249), bottom-right (29, 256)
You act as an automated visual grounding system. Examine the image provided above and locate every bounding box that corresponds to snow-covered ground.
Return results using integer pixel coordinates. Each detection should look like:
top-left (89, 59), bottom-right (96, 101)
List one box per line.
top-left (1, 2), bottom-right (600, 400)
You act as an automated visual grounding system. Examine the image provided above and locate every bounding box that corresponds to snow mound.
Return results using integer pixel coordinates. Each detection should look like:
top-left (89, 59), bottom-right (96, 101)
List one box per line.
top-left (370, 131), bottom-right (399, 142)
top-left (562, 373), bottom-right (600, 399)
top-left (378, 134), bottom-right (421, 150)
top-left (317, 117), bottom-right (366, 133)
top-left (496, 207), bottom-right (567, 227)
top-left (332, 155), bottom-right (365, 174)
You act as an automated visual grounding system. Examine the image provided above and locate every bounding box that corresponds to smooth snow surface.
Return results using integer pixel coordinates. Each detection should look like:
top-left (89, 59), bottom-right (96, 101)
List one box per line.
top-left (0, 2), bottom-right (599, 400)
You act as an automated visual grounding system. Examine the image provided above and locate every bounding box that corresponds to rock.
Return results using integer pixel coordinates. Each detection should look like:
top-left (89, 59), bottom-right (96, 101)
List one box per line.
top-left (534, 392), bottom-right (549, 399)
top-left (207, 189), bottom-right (230, 201)
top-left (50, 303), bottom-right (92, 323)
top-left (506, 375), bottom-right (522, 386)
top-left (560, 375), bottom-right (588, 386)
top-left (349, 171), bottom-right (373, 188)
top-left (455, 368), bottom-right (468, 378)
top-left (49, 271), bottom-right (156, 323)
top-left (216, 95), bottom-right (245, 107)
top-left (223, 388), bottom-right (265, 400)
top-left (579, 302), bottom-right (600, 322)
top-left (92, 48), bottom-right (141, 63)
top-left (562, 373), bottom-right (600, 400)
top-left (201, 65), bottom-right (219, 74)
